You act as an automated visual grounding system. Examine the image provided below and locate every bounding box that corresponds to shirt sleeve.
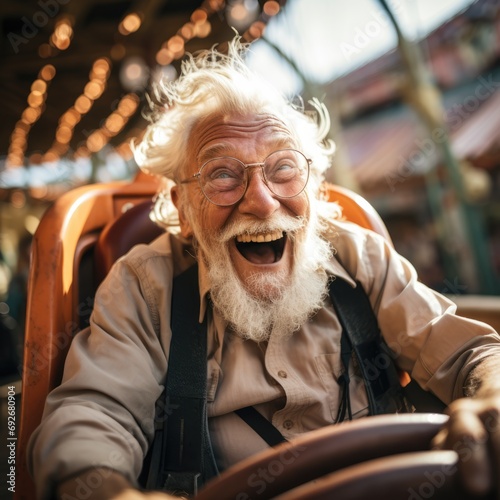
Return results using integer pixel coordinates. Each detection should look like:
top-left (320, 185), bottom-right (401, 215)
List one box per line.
top-left (332, 220), bottom-right (500, 405)
top-left (27, 242), bottom-right (174, 500)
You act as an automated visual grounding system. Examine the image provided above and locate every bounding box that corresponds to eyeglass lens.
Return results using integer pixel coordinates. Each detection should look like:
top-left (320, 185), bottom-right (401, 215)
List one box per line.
top-left (200, 149), bottom-right (309, 206)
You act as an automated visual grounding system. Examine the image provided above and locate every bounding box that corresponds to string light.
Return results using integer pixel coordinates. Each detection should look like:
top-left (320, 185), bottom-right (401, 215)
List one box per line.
top-left (110, 43), bottom-right (127, 61)
top-left (5, 1), bottom-right (287, 167)
top-left (120, 56), bottom-right (149, 91)
top-left (263, 1), bottom-right (281, 17)
top-left (50, 16), bottom-right (74, 51)
top-left (5, 64), bottom-right (56, 167)
top-left (154, 0), bottom-right (227, 66)
top-left (39, 64), bottom-right (56, 81)
top-left (227, 0), bottom-right (259, 31)
top-left (84, 93), bottom-right (140, 154)
top-left (42, 57), bottom-right (112, 162)
top-left (243, 0), bottom-right (284, 42)
top-left (118, 13), bottom-right (142, 36)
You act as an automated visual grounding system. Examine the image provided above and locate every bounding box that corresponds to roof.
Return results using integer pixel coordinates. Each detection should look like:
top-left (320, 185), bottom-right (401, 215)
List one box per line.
top-left (341, 72), bottom-right (500, 193)
top-left (342, 108), bottom-right (430, 192)
top-left (451, 87), bottom-right (500, 160)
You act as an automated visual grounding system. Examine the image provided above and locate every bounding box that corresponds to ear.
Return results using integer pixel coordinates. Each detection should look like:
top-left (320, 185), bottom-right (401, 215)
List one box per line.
top-left (171, 185), bottom-right (193, 238)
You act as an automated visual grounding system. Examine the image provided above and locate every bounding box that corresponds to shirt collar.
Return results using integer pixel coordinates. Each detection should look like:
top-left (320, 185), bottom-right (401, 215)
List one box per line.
top-left (323, 253), bottom-right (357, 288)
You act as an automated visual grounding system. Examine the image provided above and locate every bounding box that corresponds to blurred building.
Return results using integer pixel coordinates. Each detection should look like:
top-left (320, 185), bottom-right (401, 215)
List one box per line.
top-left (0, 0), bottom-right (498, 298)
top-left (326, 0), bottom-right (500, 293)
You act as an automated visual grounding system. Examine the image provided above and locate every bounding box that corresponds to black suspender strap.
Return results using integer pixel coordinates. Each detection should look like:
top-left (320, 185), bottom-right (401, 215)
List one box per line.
top-left (234, 277), bottom-right (410, 442)
top-left (233, 277), bottom-right (409, 441)
top-left (144, 268), bottom-right (438, 493)
top-left (234, 406), bottom-right (288, 447)
top-left (335, 329), bottom-right (354, 422)
top-left (328, 277), bottom-right (410, 416)
top-left (145, 264), bottom-right (218, 495)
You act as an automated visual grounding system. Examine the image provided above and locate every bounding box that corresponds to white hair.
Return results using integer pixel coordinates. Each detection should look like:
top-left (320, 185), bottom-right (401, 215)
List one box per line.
top-left (133, 37), bottom-right (338, 228)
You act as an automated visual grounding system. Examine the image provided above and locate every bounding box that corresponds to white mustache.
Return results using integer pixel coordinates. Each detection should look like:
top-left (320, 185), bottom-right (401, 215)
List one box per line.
top-left (217, 214), bottom-right (307, 243)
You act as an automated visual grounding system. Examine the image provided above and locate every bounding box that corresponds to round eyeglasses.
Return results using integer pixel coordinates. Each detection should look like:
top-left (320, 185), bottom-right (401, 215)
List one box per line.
top-left (180, 149), bottom-right (311, 207)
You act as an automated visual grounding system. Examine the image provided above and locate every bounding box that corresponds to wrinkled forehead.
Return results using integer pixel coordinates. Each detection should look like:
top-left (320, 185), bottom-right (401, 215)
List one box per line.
top-left (188, 112), bottom-right (299, 164)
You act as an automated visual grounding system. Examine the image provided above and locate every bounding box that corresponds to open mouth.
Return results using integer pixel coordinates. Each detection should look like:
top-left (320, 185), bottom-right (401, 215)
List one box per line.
top-left (235, 230), bottom-right (286, 265)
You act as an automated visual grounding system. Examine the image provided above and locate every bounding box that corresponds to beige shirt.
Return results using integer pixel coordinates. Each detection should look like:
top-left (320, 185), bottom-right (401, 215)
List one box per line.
top-left (28, 219), bottom-right (500, 499)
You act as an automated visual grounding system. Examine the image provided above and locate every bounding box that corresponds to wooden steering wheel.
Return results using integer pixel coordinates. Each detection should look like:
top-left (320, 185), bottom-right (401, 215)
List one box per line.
top-left (195, 413), bottom-right (491, 500)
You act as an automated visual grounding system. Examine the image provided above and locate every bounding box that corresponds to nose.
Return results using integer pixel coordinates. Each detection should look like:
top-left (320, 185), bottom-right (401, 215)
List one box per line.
top-left (237, 167), bottom-right (280, 218)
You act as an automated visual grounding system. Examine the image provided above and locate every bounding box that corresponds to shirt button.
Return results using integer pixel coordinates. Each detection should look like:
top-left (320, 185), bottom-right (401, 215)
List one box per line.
top-left (277, 370), bottom-right (288, 378)
top-left (283, 419), bottom-right (294, 430)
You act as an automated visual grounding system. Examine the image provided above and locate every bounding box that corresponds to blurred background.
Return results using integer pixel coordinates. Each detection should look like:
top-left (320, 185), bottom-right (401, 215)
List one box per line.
top-left (1, 0), bottom-right (500, 377)
top-left (1, 1), bottom-right (500, 497)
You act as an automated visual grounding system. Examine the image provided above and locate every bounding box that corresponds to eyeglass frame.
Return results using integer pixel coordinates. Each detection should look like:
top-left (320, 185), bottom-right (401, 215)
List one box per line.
top-left (179, 148), bottom-right (312, 207)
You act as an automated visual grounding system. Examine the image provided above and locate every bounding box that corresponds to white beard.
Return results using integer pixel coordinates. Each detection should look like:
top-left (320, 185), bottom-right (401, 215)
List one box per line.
top-left (189, 209), bottom-right (333, 343)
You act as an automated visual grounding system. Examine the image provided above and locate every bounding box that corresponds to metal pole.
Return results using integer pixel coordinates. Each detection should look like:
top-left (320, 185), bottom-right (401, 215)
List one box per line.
top-left (378, 0), bottom-right (499, 294)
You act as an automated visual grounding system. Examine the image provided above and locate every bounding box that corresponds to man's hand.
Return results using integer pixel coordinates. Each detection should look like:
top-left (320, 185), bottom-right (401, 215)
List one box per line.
top-left (433, 358), bottom-right (500, 497)
top-left (57, 469), bottom-right (186, 500)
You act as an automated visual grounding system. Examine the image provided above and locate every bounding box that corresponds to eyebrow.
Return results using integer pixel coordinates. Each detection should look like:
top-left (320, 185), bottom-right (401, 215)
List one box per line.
top-left (197, 144), bottom-right (232, 164)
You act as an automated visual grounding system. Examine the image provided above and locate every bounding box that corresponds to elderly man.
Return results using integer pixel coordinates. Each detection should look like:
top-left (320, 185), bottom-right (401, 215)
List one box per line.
top-left (29, 39), bottom-right (500, 500)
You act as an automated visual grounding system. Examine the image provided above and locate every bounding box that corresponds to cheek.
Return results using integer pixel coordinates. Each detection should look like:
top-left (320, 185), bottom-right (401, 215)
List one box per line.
top-left (182, 187), bottom-right (212, 230)
top-left (194, 202), bottom-right (234, 237)
top-left (284, 192), bottom-right (310, 218)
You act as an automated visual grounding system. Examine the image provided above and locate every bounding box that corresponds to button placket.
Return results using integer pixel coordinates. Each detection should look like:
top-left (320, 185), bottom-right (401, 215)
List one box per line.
top-left (266, 336), bottom-right (303, 434)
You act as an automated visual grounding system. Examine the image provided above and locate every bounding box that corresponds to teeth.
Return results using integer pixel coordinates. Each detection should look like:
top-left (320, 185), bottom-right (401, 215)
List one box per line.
top-left (236, 230), bottom-right (283, 243)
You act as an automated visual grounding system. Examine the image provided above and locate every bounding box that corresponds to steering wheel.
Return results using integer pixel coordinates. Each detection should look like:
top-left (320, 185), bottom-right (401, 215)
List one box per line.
top-left (194, 413), bottom-right (482, 500)
top-left (274, 448), bottom-right (462, 500)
